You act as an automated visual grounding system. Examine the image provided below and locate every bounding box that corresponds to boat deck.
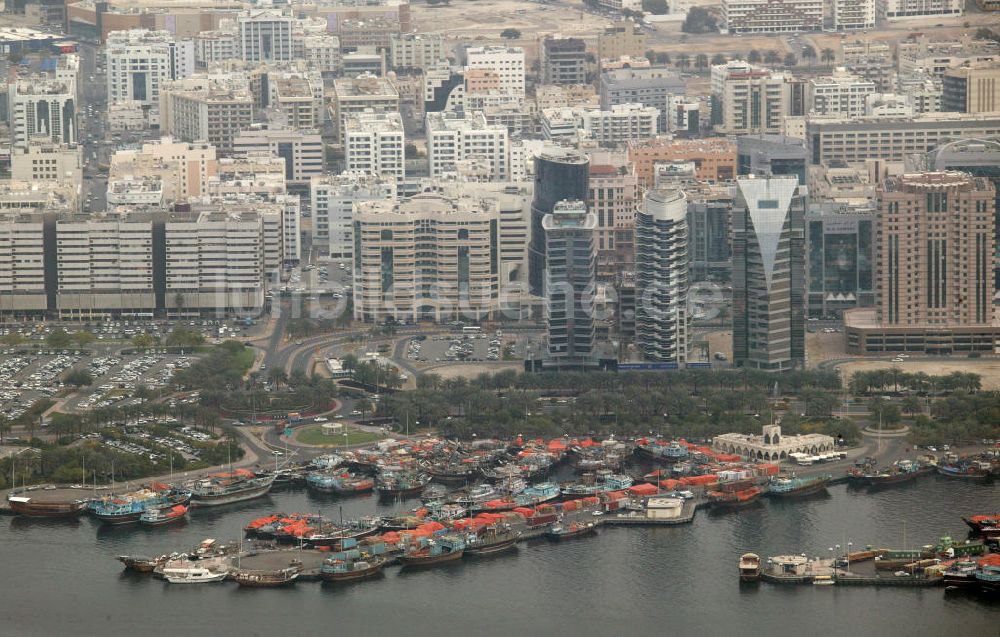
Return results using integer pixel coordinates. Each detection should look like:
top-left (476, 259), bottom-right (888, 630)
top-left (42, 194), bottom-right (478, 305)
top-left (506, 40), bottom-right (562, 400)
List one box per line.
top-left (2, 486), bottom-right (97, 513)
top-left (234, 549), bottom-right (329, 581)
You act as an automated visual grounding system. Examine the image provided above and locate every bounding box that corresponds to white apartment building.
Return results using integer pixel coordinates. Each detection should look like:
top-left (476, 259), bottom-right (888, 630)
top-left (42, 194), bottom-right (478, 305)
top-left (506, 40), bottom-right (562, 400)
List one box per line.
top-left (194, 30), bottom-right (238, 67)
top-left (110, 137), bottom-right (218, 200)
top-left (465, 46), bottom-right (526, 98)
top-left (711, 61), bottom-right (801, 135)
top-left (0, 214), bottom-right (46, 313)
top-left (582, 103), bottom-right (658, 147)
top-left (352, 193), bottom-right (502, 322)
top-left (160, 76), bottom-right (255, 154)
top-left (232, 125), bottom-right (324, 183)
top-left (540, 107), bottom-right (583, 142)
top-left (881, 0), bottom-right (963, 20)
top-left (239, 10), bottom-right (294, 62)
top-left (723, 0), bottom-right (823, 33)
top-left (833, 0), bottom-right (875, 30)
top-left (426, 111), bottom-right (509, 180)
top-left (299, 33), bottom-right (342, 74)
top-left (344, 112), bottom-right (406, 180)
top-left (7, 76), bottom-right (77, 149)
top-left (808, 68), bottom-right (876, 118)
top-left (331, 74), bottom-right (400, 141)
top-left (389, 33), bottom-right (445, 70)
top-left (10, 140), bottom-right (82, 184)
top-left (106, 29), bottom-right (195, 127)
top-left (310, 172), bottom-right (396, 259)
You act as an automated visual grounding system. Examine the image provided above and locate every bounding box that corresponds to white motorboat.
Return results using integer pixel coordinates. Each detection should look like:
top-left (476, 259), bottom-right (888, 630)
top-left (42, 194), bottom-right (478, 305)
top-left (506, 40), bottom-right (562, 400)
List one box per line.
top-left (162, 566), bottom-right (228, 584)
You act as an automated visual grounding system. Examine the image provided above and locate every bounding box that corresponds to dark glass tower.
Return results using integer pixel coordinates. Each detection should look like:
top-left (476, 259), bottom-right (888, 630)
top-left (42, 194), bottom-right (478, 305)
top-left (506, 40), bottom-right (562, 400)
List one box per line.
top-left (529, 147), bottom-right (589, 296)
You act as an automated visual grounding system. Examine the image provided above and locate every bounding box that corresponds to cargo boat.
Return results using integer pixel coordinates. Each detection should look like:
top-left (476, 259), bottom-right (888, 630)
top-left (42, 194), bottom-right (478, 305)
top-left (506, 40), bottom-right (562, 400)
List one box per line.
top-left (7, 489), bottom-right (89, 518)
top-left (514, 482), bottom-right (561, 507)
top-left (303, 517), bottom-right (383, 548)
top-left (561, 471), bottom-right (633, 498)
top-left (464, 525), bottom-right (520, 556)
top-left (424, 463), bottom-right (479, 485)
top-left (117, 555), bottom-right (168, 573)
top-left (937, 462), bottom-right (992, 481)
top-left (975, 555), bottom-right (1000, 595)
top-left (456, 483), bottom-right (499, 508)
top-left (634, 440), bottom-right (689, 463)
top-left (92, 489), bottom-right (191, 525)
top-left (320, 554), bottom-right (386, 582)
top-left (943, 560), bottom-right (980, 590)
top-left (767, 474), bottom-right (831, 498)
top-left (863, 460), bottom-right (933, 488)
top-left (397, 536), bottom-right (465, 567)
top-left (963, 514), bottom-right (1000, 533)
top-left (708, 486), bottom-right (762, 509)
top-left (140, 504), bottom-right (188, 527)
top-left (739, 553), bottom-right (761, 582)
top-left (305, 471), bottom-right (374, 494)
top-left (232, 567), bottom-right (300, 588)
top-left (375, 469), bottom-right (430, 498)
top-left (546, 521), bottom-right (596, 540)
top-left (188, 471), bottom-right (276, 508)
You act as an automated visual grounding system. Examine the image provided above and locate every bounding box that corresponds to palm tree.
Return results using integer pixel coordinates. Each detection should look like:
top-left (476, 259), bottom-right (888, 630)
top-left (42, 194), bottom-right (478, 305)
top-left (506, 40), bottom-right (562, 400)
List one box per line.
top-left (764, 50), bottom-right (781, 65)
top-left (695, 53), bottom-right (709, 70)
top-left (747, 49), bottom-right (761, 64)
top-left (675, 53), bottom-right (690, 69)
top-left (783, 52), bottom-right (797, 67)
top-left (801, 45), bottom-right (817, 66)
top-left (821, 47), bottom-right (835, 64)
top-left (711, 53), bottom-right (727, 66)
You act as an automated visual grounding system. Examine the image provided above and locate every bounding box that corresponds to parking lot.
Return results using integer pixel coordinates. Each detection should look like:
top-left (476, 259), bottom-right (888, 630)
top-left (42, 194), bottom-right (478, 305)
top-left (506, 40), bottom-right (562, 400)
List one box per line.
top-left (404, 330), bottom-right (533, 365)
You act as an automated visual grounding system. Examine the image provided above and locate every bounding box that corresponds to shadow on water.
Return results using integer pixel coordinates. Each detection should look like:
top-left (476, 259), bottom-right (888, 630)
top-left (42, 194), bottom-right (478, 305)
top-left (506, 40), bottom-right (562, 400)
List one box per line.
top-left (9, 515), bottom-right (83, 531)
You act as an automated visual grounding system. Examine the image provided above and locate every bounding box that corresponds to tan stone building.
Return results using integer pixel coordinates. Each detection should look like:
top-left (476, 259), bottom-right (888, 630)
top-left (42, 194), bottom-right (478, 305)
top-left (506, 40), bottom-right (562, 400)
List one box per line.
top-left (627, 137), bottom-right (737, 187)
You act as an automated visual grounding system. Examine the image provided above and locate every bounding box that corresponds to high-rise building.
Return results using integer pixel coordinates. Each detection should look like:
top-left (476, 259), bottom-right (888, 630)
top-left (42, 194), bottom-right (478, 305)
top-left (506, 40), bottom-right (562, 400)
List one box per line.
top-left (389, 32), bottom-right (445, 71)
top-left (736, 135), bottom-right (808, 184)
top-left (528, 147), bottom-right (590, 296)
top-left (426, 111), bottom-right (509, 181)
top-left (599, 68), bottom-right (684, 133)
top-left (942, 64), bottom-right (1000, 113)
top-left (845, 172), bottom-right (997, 353)
top-left (231, 125), bottom-right (324, 183)
top-left (160, 76), bottom-right (254, 154)
top-left (634, 188), bottom-right (689, 364)
top-left (310, 172), bottom-right (396, 259)
top-left (541, 36), bottom-right (588, 86)
top-left (331, 74), bottom-right (400, 142)
top-left (687, 186), bottom-right (733, 282)
top-left (732, 176), bottom-right (806, 371)
top-left (351, 193), bottom-right (501, 322)
top-left (465, 46), bottom-right (525, 98)
top-left (106, 29), bottom-right (194, 126)
top-left (880, 0), bottom-right (963, 20)
top-left (586, 151), bottom-right (638, 280)
top-left (7, 75), bottom-right (76, 148)
top-left (722, 0), bottom-right (823, 33)
top-left (239, 10), bottom-right (294, 62)
top-left (806, 113), bottom-right (1000, 165)
top-left (805, 201), bottom-right (877, 319)
top-left (343, 112), bottom-right (406, 180)
top-left (543, 200), bottom-right (597, 369)
top-left (926, 138), bottom-right (1000, 287)
top-left (711, 61), bottom-right (804, 135)
top-left (807, 68), bottom-right (877, 119)
top-left (833, 0), bottom-right (876, 30)
top-left (581, 103), bottom-right (658, 147)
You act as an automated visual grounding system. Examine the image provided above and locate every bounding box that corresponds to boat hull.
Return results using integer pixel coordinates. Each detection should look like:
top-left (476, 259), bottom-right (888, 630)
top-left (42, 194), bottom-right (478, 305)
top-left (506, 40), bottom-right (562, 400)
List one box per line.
top-left (140, 514), bottom-right (186, 527)
top-left (739, 569), bottom-right (761, 582)
top-left (95, 511), bottom-right (145, 525)
top-left (398, 549), bottom-right (464, 567)
top-left (8, 498), bottom-right (88, 518)
top-left (189, 481), bottom-right (274, 508)
top-left (376, 485), bottom-right (426, 498)
top-left (546, 526), bottom-right (597, 541)
top-left (768, 480), bottom-right (830, 498)
top-left (320, 563), bottom-right (384, 582)
top-left (465, 537), bottom-right (518, 556)
top-left (232, 572), bottom-right (299, 588)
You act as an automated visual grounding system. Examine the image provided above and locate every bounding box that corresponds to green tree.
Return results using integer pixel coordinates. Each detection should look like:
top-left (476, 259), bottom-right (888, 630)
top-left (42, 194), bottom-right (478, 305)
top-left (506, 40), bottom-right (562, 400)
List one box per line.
top-left (72, 331), bottom-right (95, 348)
top-left (642, 0), bottom-right (668, 14)
top-left (645, 49), bottom-right (656, 64)
top-left (801, 45), bottom-right (816, 66)
top-left (900, 396), bottom-right (923, 417)
top-left (267, 366), bottom-right (289, 389)
top-left (46, 330), bottom-right (73, 349)
top-left (132, 332), bottom-right (158, 349)
top-left (1, 333), bottom-right (26, 347)
top-left (711, 53), bottom-right (727, 66)
top-left (63, 369), bottom-right (94, 387)
top-left (654, 52), bottom-right (671, 66)
top-left (682, 6), bottom-right (717, 33)
top-left (821, 47), bottom-right (835, 64)
top-left (764, 50), bottom-right (781, 65)
top-left (747, 49), bottom-right (761, 64)
top-left (675, 53), bottom-right (691, 69)
top-left (166, 327), bottom-right (205, 349)
top-left (500, 28), bottom-right (521, 40)
top-left (783, 52), bottom-right (797, 67)
top-left (695, 53), bottom-right (709, 70)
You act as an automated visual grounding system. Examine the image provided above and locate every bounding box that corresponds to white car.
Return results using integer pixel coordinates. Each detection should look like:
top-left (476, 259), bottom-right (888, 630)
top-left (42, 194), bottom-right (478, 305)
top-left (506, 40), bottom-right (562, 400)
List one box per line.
top-left (314, 416), bottom-right (328, 423)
